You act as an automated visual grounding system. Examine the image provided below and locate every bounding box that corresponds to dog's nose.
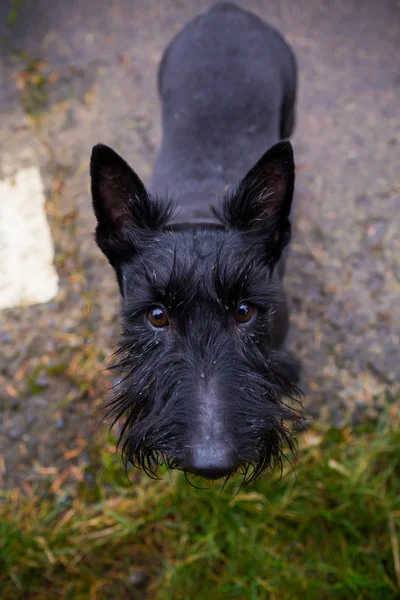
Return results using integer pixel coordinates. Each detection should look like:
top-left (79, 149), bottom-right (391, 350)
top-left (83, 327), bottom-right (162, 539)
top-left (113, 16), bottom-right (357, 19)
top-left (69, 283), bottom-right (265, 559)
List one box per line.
top-left (186, 440), bottom-right (238, 479)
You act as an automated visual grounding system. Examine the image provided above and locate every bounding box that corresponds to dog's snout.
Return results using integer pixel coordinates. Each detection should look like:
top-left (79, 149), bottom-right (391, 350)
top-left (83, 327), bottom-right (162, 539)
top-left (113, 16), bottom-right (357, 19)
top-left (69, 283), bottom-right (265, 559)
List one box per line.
top-left (185, 440), bottom-right (238, 479)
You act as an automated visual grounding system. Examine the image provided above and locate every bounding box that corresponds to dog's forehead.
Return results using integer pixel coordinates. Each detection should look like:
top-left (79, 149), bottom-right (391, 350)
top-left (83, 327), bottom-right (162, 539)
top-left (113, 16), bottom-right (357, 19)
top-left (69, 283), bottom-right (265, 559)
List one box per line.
top-left (124, 227), bottom-right (265, 301)
top-left (149, 228), bottom-right (229, 265)
top-left (128, 227), bottom-right (269, 302)
top-left (148, 227), bottom-right (255, 275)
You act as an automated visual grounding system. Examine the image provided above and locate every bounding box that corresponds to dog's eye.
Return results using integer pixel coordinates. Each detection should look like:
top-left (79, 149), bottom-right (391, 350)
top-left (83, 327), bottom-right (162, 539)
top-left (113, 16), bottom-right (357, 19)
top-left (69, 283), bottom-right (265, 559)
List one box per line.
top-left (147, 306), bottom-right (169, 328)
top-left (235, 302), bottom-right (255, 324)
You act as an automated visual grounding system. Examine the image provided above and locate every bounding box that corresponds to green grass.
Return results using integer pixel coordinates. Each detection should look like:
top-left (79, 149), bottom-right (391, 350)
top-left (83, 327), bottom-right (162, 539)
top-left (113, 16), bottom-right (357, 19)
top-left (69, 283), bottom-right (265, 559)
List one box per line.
top-left (7, 0), bottom-right (22, 28)
top-left (1, 407), bottom-right (400, 600)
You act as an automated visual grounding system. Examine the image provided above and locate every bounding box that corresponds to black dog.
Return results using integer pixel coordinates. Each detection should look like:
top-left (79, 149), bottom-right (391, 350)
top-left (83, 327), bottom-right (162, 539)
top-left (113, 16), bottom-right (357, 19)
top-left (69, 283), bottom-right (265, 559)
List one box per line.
top-left (90, 3), bottom-right (301, 485)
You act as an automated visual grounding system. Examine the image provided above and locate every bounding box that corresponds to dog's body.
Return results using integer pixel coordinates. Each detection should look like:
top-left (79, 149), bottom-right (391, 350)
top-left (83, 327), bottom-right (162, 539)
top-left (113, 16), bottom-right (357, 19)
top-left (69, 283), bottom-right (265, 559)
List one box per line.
top-left (152, 2), bottom-right (296, 224)
top-left (90, 3), bottom-right (301, 485)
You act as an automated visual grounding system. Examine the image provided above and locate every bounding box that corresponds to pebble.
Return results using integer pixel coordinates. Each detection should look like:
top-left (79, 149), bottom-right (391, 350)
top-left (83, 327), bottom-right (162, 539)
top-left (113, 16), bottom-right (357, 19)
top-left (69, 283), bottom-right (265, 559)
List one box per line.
top-left (9, 397), bottom-right (20, 410)
top-left (58, 494), bottom-right (73, 508)
top-left (56, 418), bottom-right (65, 430)
top-left (84, 472), bottom-right (95, 485)
top-left (127, 571), bottom-right (148, 588)
top-left (81, 450), bottom-right (90, 465)
top-left (35, 375), bottom-right (49, 389)
top-left (27, 411), bottom-right (37, 425)
top-left (25, 437), bottom-right (39, 459)
top-left (330, 409), bottom-right (345, 429)
top-left (351, 412), bottom-right (363, 427)
top-left (44, 340), bottom-right (55, 353)
top-left (364, 220), bottom-right (387, 251)
top-left (31, 396), bottom-right (47, 407)
top-left (8, 427), bottom-right (23, 441)
top-left (63, 320), bottom-right (76, 333)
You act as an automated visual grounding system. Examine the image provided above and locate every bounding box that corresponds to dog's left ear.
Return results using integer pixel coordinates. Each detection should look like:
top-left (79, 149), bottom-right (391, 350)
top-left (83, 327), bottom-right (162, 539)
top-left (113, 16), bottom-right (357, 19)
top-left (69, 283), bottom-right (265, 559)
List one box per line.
top-left (217, 141), bottom-right (295, 263)
top-left (90, 144), bottom-right (173, 270)
top-left (91, 144), bottom-right (154, 237)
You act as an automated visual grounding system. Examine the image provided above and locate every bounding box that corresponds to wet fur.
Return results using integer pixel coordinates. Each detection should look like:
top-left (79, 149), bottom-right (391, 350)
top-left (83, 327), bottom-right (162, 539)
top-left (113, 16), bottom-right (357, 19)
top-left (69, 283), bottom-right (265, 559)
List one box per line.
top-left (90, 3), bottom-right (302, 486)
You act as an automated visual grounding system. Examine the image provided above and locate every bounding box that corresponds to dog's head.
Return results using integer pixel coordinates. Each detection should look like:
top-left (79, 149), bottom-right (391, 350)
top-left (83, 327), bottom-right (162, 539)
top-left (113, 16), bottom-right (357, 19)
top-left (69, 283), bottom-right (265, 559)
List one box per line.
top-left (90, 141), bottom-right (301, 485)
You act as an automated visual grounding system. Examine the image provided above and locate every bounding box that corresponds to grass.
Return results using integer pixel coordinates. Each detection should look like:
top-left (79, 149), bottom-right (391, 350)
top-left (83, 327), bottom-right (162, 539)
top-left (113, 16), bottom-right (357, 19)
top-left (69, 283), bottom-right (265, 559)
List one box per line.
top-left (7, 0), bottom-right (22, 28)
top-left (14, 57), bottom-right (49, 115)
top-left (1, 405), bottom-right (400, 600)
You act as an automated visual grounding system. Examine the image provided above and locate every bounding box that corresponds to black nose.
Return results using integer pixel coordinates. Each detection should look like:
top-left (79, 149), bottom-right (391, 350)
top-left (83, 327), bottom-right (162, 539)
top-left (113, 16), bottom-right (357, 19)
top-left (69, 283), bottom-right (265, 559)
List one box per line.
top-left (186, 440), bottom-right (238, 479)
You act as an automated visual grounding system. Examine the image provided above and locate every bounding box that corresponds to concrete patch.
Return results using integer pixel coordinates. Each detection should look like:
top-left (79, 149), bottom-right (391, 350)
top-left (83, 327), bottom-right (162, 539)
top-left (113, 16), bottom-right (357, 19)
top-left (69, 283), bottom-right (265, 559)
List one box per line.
top-left (0, 167), bottom-right (59, 309)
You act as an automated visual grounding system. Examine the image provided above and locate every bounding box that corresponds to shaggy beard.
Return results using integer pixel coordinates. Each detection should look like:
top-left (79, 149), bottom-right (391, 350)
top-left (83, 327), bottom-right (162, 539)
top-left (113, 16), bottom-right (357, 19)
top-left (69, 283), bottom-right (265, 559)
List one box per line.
top-left (105, 341), bottom-right (303, 489)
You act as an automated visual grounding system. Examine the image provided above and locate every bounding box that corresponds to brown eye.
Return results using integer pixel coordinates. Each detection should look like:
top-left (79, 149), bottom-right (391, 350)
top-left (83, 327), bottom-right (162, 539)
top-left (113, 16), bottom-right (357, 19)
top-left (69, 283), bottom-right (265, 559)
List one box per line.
top-left (147, 306), bottom-right (169, 328)
top-left (235, 302), bottom-right (255, 324)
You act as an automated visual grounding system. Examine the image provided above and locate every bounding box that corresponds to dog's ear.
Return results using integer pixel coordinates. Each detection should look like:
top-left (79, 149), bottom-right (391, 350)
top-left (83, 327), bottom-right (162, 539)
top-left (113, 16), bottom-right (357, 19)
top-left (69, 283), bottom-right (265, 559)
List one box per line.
top-left (216, 141), bottom-right (295, 263)
top-left (91, 144), bottom-right (154, 235)
top-left (90, 144), bottom-right (173, 269)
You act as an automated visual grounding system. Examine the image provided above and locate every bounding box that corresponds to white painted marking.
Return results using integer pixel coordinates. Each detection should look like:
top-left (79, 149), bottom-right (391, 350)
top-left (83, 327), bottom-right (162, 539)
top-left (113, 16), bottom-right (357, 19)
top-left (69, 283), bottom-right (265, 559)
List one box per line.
top-left (0, 167), bottom-right (59, 309)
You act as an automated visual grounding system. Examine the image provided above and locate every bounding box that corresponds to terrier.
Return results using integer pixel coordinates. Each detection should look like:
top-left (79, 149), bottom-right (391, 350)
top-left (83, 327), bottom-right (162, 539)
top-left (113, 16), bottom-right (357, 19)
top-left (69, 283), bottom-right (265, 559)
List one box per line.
top-left (90, 3), bottom-right (301, 485)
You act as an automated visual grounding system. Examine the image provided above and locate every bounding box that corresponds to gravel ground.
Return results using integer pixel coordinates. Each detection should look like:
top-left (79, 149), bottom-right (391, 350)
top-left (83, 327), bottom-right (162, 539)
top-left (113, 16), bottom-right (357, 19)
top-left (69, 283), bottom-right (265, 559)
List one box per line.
top-left (0, 0), bottom-right (399, 487)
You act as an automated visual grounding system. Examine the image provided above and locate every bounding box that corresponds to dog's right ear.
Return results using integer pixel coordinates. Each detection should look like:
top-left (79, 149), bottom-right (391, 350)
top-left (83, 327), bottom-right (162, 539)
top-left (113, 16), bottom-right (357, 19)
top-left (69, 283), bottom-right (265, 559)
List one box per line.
top-left (90, 144), bottom-right (172, 267)
top-left (215, 141), bottom-right (295, 266)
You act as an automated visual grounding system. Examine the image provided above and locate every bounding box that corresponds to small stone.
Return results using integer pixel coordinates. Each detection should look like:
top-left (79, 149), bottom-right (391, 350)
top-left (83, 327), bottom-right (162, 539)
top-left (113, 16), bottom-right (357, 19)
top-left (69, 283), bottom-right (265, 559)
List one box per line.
top-left (81, 450), bottom-right (90, 465)
top-left (84, 472), bottom-right (95, 485)
top-left (331, 409), bottom-right (345, 429)
top-left (44, 340), bottom-right (55, 353)
top-left (55, 418), bottom-right (65, 430)
top-left (351, 412), bottom-right (363, 427)
top-left (8, 427), bottom-right (23, 440)
top-left (58, 494), bottom-right (73, 508)
top-left (35, 375), bottom-right (49, 389)
top-left (31, 395), bottom-right (47, 407)
top-left (355, 194), bottom-right (371, 208)
top-left (25, 437), bottom-right (39, 458)
top-left (27, 411), bottom-right (36, 425)
top-left (63, 320), bottom-right (76, 333)
top-left (364, 220), bottom-right (387, 251)
top-left (9, 397), bottom-right (20, 410)
top-left (127, 571), bottom-right (148, 588)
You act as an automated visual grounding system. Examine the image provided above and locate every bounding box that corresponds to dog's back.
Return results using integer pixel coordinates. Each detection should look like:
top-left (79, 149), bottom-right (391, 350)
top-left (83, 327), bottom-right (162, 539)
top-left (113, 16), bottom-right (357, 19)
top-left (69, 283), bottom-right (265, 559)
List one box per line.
top-left (151, 2), bottom-right (297, 222)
